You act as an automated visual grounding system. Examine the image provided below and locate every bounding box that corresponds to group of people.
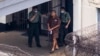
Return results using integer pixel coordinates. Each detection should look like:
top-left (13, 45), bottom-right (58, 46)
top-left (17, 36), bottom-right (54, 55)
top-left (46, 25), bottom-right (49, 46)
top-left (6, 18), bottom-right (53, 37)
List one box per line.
top-left (27, 6), bottom-right (71, 53)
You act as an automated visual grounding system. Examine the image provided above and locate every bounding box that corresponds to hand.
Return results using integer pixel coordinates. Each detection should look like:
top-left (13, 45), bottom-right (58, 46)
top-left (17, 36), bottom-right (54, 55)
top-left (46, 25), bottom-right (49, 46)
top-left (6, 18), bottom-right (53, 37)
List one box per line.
top-left (65, 25), bottom-right (68, 29)
top-left (48, 29), bottom-right (52, 32)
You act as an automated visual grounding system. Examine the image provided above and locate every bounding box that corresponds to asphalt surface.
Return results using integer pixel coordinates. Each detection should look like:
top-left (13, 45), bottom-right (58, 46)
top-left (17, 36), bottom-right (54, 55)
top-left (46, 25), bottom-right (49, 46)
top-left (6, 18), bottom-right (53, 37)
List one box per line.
top-left (0, 31), bottom-right (66, 56)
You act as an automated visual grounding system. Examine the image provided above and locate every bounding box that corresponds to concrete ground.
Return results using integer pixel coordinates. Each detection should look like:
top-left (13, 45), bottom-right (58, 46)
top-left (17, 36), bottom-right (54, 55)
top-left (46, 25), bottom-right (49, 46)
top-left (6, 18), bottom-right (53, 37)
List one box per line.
top-left (0, 31), bottom-right (66, 56)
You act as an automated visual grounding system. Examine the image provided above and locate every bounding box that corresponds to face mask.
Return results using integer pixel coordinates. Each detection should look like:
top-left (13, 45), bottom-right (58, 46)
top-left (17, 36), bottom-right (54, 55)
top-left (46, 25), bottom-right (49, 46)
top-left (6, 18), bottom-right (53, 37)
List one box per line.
top-left (34, 10), bottom-right (38, 13)
top-left (61, 10), bottom-right (64, 13)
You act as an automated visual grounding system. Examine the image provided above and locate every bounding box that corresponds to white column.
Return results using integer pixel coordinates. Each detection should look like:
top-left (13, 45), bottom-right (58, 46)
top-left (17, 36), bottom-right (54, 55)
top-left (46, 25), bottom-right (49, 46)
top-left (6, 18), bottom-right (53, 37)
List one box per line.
top-left (28, 7), bottom-right (32, 19)
top-left (0, 14), bottom-right (13, 24)
top-left (73, 0), bottom-right (82, 31)
top-left (0, 16), bottom-right (6, 24)
top-left (27, 7), bottom-right (32, 28)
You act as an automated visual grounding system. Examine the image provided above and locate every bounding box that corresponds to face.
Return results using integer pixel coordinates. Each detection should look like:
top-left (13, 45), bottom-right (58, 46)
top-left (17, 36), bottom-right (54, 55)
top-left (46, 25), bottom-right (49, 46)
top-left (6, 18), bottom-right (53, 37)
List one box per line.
top-left (34, 8), bottom-right (38, 13)
top-left (51, 11), bottom-right (56, 17)
top-left (61, 9), bottom-right (65, 13)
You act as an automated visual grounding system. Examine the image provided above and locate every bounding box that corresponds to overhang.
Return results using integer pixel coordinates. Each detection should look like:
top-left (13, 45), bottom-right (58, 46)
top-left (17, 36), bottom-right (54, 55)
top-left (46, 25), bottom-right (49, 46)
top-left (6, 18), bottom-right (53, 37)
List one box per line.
top-left (0, 0), bottom-right (50, 16)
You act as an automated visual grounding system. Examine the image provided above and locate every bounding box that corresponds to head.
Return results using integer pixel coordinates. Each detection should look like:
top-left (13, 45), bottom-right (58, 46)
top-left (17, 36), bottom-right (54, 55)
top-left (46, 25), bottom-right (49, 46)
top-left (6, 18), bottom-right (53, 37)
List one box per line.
top-left (50, 10), bottom-right (57, 18)
top-left (32, 6), bottom-right (38, 13)
top-left (61, 7), bottom-right (65, 13)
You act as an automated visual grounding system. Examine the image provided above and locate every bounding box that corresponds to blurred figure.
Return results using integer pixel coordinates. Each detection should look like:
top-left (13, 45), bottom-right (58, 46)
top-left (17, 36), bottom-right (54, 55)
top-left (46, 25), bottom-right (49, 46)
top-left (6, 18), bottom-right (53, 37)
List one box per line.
top-left (28, 6), bottom-right (41, 48)
top-left (58, 7), bottom-right (71, 47)
top-left (47, 10), bottom-right (60, 53)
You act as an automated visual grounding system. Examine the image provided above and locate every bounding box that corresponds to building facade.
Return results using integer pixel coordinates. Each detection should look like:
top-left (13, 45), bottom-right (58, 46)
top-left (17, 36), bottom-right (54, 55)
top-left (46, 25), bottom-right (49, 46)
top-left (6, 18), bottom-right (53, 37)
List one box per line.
top-left (73, 0), bottom-right (100, 31)
top-left (0, 0), bottom-right (99, 33)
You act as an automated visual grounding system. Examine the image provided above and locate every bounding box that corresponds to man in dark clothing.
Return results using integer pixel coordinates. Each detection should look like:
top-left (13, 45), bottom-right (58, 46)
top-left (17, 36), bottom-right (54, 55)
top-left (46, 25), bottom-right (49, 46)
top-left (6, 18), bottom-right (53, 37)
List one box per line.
top-left (28, 7), bottom-right (41, 48)
top-left (58, 7), bottom-right (71, 47)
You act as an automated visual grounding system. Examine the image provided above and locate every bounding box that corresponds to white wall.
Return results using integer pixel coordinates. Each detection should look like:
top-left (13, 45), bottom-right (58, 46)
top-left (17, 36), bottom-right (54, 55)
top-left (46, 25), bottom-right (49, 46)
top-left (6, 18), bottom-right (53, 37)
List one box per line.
top-left (82, 0), bottom-right (97, 28)
top-left (73, 0), bottom-right (98, 31)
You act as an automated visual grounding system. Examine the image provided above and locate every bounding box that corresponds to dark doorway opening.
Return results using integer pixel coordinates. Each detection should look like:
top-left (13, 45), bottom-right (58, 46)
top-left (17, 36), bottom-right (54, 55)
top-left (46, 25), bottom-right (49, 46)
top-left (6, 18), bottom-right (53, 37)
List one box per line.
top-left (39, 2), bottom-right (51, 14)
top-left (11, 9), bottom-right (28, 31)
top-left (65, 0), bottom-right (73, 33)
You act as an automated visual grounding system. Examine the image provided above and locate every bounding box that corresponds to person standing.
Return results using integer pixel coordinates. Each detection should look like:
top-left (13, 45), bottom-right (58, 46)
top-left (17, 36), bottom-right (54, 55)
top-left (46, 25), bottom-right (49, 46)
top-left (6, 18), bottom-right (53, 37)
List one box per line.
top-left (58, 7), bottom-right (71, 47)
top-left (47, 10), bottom-right (60, 53)
top-left (28, 6), bottom-right (41, 48)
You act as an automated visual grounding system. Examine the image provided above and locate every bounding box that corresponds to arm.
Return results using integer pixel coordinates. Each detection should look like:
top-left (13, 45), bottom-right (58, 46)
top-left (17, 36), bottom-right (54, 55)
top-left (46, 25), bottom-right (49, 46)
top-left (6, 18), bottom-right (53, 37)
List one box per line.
top-left (51, 24), bottom-right (60, 30)
top-left (29, 14), bottom-right (37, 22)
top-left (67, 19), bottom-right (71, 27)
top-left (66, 12), bottom-right (71, 28)
top-left (51, 18), bottom-right (61, 30)
top-left (47, 23), bottom-right (50, 30)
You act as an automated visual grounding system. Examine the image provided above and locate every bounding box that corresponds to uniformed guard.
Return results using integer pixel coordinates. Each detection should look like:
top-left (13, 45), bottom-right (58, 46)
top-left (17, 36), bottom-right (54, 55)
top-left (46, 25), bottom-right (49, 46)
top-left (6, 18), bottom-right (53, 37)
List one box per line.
top-left (28, 6), bottom-right (41, 48)
top-left (58, 7), bottom-right (71, 47)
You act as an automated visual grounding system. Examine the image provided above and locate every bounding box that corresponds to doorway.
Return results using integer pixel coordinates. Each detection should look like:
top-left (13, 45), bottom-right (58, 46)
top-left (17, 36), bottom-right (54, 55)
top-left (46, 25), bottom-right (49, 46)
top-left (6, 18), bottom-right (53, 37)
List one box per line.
top-left (65, 0), bottom-right (73, 33)
top-left (11, 9), bottom-right (28, 31)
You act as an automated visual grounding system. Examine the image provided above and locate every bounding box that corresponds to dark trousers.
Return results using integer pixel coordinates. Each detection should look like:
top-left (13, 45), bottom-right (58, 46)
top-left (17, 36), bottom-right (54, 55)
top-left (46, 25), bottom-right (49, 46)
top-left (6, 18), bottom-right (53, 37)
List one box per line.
top-left (28, 23), bottom-right (40, 46)
top-left (58, 22), bottom-right (68, 45)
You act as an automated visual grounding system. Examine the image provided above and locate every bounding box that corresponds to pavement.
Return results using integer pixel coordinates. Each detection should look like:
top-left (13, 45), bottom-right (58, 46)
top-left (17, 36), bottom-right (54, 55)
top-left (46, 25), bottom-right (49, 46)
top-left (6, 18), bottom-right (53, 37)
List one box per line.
top-left (0, 31), bottom-right (66, 56)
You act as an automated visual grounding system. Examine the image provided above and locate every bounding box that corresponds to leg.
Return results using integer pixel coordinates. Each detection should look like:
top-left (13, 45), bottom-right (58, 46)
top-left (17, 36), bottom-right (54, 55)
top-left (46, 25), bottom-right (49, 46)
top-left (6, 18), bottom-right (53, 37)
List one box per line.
top-left (51, 38), bottom-right (56, 52)
top-left (55, 33), bottom-right (59, 49)
top-left (28, 36), bottom-right (33, 47)
top-left (55, 38), bottom-right (59, 49)
top-left (28, 25), bottom-right (34, 47)
top-left (51, 33), bottom-right (59, 53)
top-left (58, 25), bottom-right (65, 46)
top-left (63, 28), bottom-right (68, 45)
top-left (34, 24), bottom-right (41, 47)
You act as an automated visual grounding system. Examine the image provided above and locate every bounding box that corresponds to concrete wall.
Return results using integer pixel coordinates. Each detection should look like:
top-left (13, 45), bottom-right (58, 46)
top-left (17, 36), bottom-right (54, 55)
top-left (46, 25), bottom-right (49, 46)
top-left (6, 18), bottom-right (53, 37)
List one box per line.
top-left (82, 0), bottom-right (97, 28)
top-left (73, 0), bottom-right (98, 31)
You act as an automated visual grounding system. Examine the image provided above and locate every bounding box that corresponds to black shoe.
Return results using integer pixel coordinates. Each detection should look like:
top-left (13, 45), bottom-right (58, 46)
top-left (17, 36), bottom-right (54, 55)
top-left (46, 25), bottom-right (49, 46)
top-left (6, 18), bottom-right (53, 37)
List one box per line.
top-left (59, 44), bottom-right (64, 47)
top-left (28, 45), bottom-right (32, 48)
top-left (55, 48), bottom-right (59, 50)
top-left (50, 51), bottom-right (54, 54)
top-left (37, 45), bottom-right (42, 48)
top-left (64, 43), bottom-right (68, 46)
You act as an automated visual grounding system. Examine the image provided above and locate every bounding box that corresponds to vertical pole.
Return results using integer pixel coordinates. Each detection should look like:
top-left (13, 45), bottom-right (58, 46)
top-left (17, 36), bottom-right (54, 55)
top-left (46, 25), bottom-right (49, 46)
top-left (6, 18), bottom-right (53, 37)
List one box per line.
top-left (72, 35), bottom-right (77, 56)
